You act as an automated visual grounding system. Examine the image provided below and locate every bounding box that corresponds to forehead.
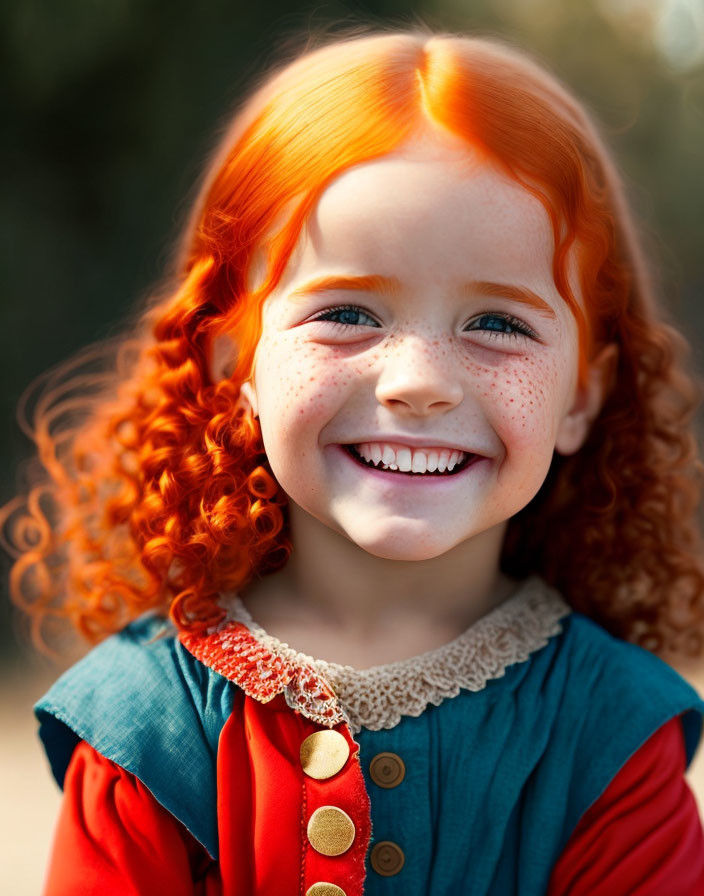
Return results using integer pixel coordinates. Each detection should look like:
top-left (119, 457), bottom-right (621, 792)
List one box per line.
top-left (266, 139), bottom-right (562, 305)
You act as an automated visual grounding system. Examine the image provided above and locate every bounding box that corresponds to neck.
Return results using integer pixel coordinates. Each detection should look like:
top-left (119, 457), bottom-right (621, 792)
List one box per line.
top-left (239, 502), bottom-right (517, 639)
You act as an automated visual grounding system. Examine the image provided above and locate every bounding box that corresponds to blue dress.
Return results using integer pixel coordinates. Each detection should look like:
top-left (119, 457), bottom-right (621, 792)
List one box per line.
top-left (35, 575), bottom-right (704, 894)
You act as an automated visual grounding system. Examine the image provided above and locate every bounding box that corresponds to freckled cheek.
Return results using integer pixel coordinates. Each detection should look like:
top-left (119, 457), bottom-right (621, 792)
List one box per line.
top-left (257, 338), bottom-right (357, 422)
top-left (464, 354), bottom-right (562, 449)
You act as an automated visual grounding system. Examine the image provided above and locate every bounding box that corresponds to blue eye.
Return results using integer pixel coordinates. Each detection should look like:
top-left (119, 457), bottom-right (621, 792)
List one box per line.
top-left (465, 313), bottom-right (537, 340)
top-left (308, 304), bottom-right (380, 329)
top-left (308, 305), bottom-right (537, 340)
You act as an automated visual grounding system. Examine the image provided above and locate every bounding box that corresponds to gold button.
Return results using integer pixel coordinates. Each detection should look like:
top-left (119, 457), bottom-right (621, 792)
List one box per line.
top-left (300, 730), bottom-right (350, 780)
top-left (369, 752), bottom-right (405, 788)
top-left (305, 884), bottom-right (347, 896)
top-left (370, 841), bottom-right (405, 876)
top-left (307, 806), bottom-right (356, 856)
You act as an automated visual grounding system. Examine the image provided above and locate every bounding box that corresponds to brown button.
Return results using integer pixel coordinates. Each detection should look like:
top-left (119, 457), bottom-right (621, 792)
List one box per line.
top-left (305, 884), bottom-right (347, 896)
top-left (300, 730), bottom-right (350, 780)
top-left (370, 840), bottom-right (405, 876)
top-left (369, 752), bottom-right (405, 788)
top-left (307, 806), bottom-right (356, 856)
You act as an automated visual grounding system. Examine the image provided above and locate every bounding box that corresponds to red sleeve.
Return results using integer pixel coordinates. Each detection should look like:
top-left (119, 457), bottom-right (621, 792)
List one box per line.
top-left (43, 740), bottom-right (219, 896)
top-left (548, 715), bottom-right (704, 895)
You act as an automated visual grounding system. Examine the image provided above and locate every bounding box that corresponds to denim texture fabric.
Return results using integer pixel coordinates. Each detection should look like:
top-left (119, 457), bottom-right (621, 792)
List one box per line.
top-left (34, 612), bottom-right (235, 858)
top-left (34, 607), bottom-right (704, 889)
top-left (355, 611), bottom-right (704, 895)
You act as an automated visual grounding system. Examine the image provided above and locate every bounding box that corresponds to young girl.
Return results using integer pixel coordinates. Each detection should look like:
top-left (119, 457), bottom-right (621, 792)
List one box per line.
top-left (5, 24), bottom-right (704, 895)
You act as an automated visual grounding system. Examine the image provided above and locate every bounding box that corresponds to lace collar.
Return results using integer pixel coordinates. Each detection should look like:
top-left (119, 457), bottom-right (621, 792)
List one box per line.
top-left (179, 575), bottom-right (572, 734)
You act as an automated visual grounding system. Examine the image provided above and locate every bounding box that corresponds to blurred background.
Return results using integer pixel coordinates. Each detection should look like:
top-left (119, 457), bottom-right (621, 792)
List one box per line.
top-left (2, 0), bottom-right (703, 891)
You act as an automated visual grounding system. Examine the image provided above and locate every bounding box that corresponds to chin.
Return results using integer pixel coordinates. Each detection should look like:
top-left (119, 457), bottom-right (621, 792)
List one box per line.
top-left (344, 527), bottom-right (465, 562)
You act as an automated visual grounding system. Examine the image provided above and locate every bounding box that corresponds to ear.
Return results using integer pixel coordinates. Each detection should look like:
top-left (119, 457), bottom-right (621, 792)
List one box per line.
top-left (239, 378), bottom-right (259, 417)
top-left (554, 342), bottom-right (618, 456)
top-left (209, 332), bottom-right (239, 382)
top-left (209, 332), bottom-right (259, 417)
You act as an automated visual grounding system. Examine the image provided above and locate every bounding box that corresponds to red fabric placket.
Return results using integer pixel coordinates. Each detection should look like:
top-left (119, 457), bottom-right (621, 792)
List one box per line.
top-left (214, 692), bottom-right (372, 896)
top-left (180, 620), bottom-right (374, 895)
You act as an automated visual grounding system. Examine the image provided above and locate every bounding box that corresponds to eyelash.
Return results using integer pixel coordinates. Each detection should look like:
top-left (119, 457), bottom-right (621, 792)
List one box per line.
top-left (308, 304), bottom-right (539, 340)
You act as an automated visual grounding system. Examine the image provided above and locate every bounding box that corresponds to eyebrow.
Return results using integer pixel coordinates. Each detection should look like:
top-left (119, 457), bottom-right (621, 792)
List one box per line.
top-left (286, 274), bottom-right (557, 319)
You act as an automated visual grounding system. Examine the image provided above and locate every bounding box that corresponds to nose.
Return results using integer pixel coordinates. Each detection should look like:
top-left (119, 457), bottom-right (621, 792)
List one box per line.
top-left (375, 335), bottom-right (464, 416)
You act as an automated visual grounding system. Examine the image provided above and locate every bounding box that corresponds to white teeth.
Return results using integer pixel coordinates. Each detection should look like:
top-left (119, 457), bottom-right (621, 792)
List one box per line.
top-left (447, 450), bottom-right (461, 472)
top-left (411, 451), bottom-right (427, 473)
top-left (353, 442), bottom-right (468, 474)
top-left (357, 444), bottom-right (369, 462)
top-left (396, 447), bottom-right (412, 472)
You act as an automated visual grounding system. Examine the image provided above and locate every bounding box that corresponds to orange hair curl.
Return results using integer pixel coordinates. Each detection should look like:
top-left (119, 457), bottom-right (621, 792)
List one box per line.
top-left (2, 24), bottom-right (703, 661)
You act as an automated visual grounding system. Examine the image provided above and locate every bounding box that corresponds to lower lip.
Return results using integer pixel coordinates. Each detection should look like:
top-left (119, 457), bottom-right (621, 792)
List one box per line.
top-left (335, 444), bottom-right (488, 486)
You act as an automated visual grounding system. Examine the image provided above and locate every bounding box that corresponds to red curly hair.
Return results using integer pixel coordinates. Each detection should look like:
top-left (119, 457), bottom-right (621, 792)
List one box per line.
top-left (2, 25), bottom-right (704, 660)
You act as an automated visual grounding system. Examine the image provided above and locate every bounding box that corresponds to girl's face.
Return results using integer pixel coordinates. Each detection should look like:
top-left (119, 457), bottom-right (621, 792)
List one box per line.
top-left (233, 131), bottom-right (606, 562)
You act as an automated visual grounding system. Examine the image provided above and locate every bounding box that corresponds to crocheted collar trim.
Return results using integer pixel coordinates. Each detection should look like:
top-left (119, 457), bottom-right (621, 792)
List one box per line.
top-left (179, 574), bottom-right (571, 734)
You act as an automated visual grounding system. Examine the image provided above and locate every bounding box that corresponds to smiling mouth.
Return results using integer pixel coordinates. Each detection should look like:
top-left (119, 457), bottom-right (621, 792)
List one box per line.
top-left (342, 444), bottom-right (477, 476)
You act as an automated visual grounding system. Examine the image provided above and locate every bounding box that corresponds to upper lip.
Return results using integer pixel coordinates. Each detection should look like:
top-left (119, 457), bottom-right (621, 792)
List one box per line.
top-left (340, 436), bottom-right (483, 455)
